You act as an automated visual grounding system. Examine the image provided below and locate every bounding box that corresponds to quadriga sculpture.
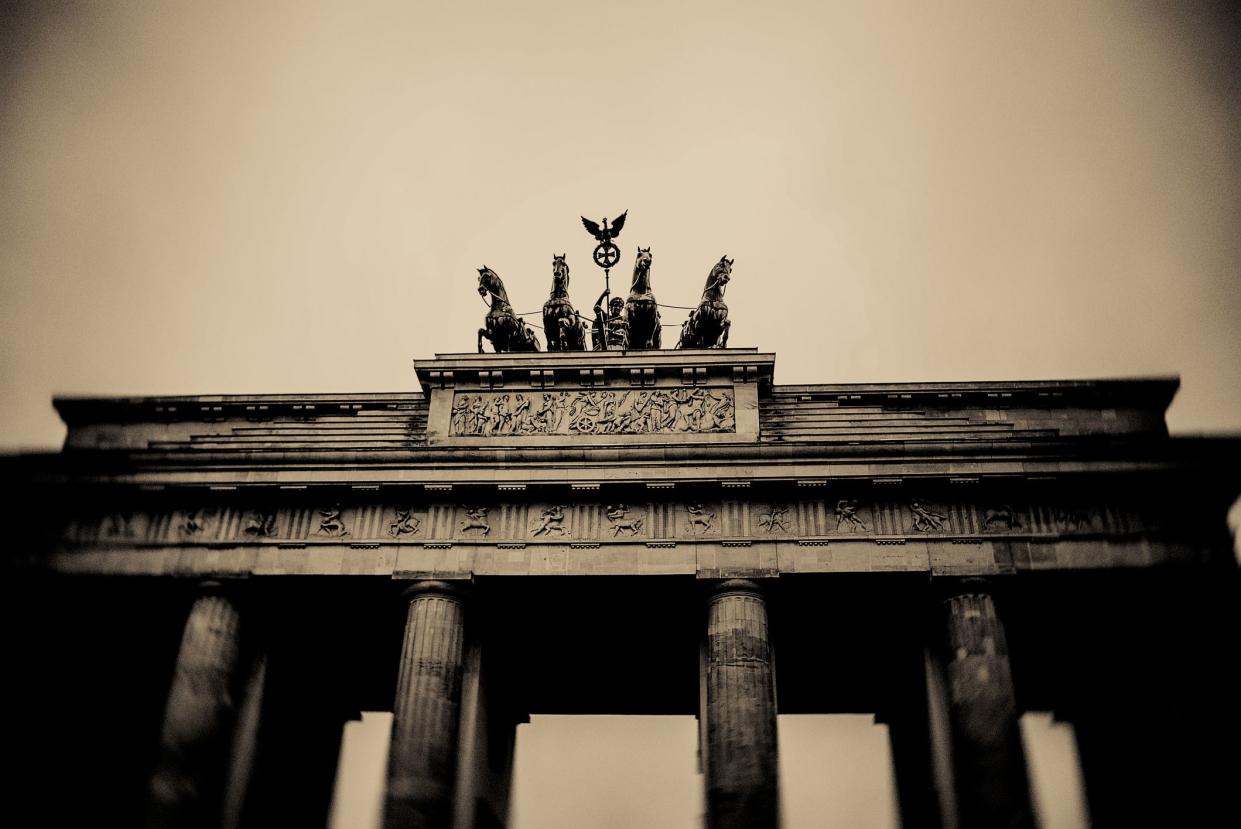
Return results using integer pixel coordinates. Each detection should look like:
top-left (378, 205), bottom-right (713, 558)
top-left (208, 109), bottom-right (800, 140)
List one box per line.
top-left (542, 255), bottom-right (587, 352)
top-left (676, 256), bottom-right (733, 349)
top-left (477, 266), bottom-right (541, 353)
top-left (624, 246), bottom-right (661, 349)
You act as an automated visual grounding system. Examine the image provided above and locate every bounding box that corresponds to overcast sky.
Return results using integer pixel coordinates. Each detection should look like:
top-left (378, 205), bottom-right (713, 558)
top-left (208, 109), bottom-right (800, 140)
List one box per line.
top-left (2, 2), bottom-right (1238, 826)
top-left (2, 1), bottom-right (1239, 452)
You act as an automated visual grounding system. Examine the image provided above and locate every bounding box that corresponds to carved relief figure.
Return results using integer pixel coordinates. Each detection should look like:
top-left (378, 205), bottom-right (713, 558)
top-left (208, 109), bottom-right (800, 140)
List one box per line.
top-left (910, 500), bottom-right (946, 533)
top-left (528, 392), bottom-right (569, 434)
top-left (676, 256), bottom-right (733, 349)
top-left (835, 499), bottom-right (867, 531)
top-left (450, 397), bottom-right (471, 436)
top-left (180, 509), bottom-right (206, 537)
top-left (316, 505), bottom-right (349, 537)
top-left (624, 247), bottom-right (661, 349)
top-left (685, 504), bottom-right (716, 533)
top-left (460, 507), bottom-right (490, 535)
top-left (542, 255), bottom-right (587, 352)
top-left (244, 510), bottom-right (277, 537)
top-left (759, 504), bottom-right (790, 533)
top-left (606, 504), bottom-right (644, 537)
top-left (477, 266), bottom-right (541, 353)
top-left (388, 508), bottom-right (421, 537)
top-left (531, 506), bottom-right (568, 537)
top-left (450, 389), bottom-right (735, 437)
top-left (983, 505), bottom-right (1022, 531)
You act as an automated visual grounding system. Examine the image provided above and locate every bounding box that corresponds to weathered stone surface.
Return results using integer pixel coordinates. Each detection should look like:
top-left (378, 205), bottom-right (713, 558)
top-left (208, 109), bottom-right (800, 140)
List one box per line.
top-left (385, 581), bottom-right (468, 829)
top-left (704, 579), bottom-right (779, 829)
top-left (147, 584), bottom-right (246, 829)
top-left (8, 350), bottom-right (1241, 829)
top-left (449, 388), bottom-right (736, 436)
top-left (935, 583), bottom-right (1034, 829)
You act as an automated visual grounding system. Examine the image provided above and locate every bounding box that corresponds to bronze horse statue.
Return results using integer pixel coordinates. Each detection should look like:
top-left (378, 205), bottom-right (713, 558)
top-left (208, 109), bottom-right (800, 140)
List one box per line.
top-left (542, 254), bottom-right (587, 352)
top-left (623, 246), bottom-right (661, 349)
top-left (676, 256), bottom-right (733, 349)
top-left (477, 266), bottom-right (540, 353)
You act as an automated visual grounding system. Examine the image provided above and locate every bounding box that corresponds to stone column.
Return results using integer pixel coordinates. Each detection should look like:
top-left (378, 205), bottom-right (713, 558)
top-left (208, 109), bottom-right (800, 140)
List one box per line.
top-left (147, 582), bottom-right (245, 829)
top-left (936, 581), bottom-right (1034, 829)
top-left (384, 581), bottom-right (468, 829)
top-left (703, 579), bottom-right (780, 829)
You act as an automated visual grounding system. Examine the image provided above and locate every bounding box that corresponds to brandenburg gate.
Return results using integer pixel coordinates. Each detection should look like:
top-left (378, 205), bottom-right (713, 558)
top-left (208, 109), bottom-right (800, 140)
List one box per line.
top-left (6, 346), bottom-right (1240, 827)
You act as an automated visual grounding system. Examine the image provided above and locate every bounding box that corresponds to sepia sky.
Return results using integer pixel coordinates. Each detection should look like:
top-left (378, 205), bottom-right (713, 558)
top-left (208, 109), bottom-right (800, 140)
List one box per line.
top-left (1, 2), bottom-right (1238, 826)
top-left (2, 1), bottom-right (1239, 452)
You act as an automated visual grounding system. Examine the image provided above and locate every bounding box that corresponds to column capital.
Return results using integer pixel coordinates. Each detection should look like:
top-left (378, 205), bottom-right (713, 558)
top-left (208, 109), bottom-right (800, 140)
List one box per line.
top-left (707, 578), bottom-right (766, 600)
top-left (934, 575), bottom-right (996, 603)
top-left (398, 579), bottom-right (469, 603)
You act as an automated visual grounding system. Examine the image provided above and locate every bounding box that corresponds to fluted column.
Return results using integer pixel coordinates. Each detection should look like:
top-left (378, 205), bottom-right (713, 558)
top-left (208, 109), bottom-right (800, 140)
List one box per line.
top-left (704, 579), bottom-right (780, 829)
top-left (147, 582), bottom-right (245, 829)
top-left (384, 581), bottom-right (467, 829)
top-left (937, 581), bottom-right (1034, 829)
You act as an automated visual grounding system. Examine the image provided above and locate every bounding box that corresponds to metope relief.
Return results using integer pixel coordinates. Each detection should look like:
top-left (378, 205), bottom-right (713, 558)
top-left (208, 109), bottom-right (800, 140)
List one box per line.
top-left (983, 505), bottom-right (1021, 531)
top-left (605, 504), bottom-right (644, 537)
top-left (243, 510), bottom-right (278, 538)
top-left (387, 508), bottom-right (421, 538)
top-left (449, 388), bottom-right (735, 437)
top-left (909, 500), bottom-right (946, 533)
top-left (315, 505), bottom-right (349, 537)
top-left (684, 503), bottom-right (717, 534)
top-left (460, 507), bottom-right (491, 535)
top-left (834, 499), bottom-right (867, 532)
top-left (531, 506), bottom-right (568, 537)
top-left (179, 508), bottom-right (212, 538)
top-left (758, 504), bottom-right (790, 533)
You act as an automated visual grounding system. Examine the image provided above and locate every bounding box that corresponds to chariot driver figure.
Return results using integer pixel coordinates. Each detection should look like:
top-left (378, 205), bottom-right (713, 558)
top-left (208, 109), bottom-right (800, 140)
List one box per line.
top-left (592, 290), bottom-right (629, 351)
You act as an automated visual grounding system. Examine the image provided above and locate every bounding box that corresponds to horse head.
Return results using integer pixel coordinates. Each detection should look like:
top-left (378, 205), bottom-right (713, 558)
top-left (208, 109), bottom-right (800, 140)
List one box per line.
top-left (477, 266), bottom-right (509, 306)
top-left (551, 254), bottom-right (570, 295)
top-left (632, 247), bottom-right (653, 293)
top-left (706, 256), bottom-right (733, 299)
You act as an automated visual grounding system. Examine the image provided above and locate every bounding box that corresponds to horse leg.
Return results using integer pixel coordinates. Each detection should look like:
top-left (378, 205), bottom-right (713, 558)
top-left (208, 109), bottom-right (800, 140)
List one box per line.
top-left (478, 328), bottom-right (488, 353)
top-left (718, 319), bottom-right (730, 349)
top-left (652, 311), bottom-right (662, 349)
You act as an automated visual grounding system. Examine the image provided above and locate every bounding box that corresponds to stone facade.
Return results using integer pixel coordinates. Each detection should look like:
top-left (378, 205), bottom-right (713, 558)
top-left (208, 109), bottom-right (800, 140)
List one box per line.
top-left (4, 348), bottom-right (1240, 828)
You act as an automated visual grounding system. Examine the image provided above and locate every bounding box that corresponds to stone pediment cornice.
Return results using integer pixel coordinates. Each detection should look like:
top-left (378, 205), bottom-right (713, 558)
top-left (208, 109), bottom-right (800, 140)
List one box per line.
top-left (17, 435), bottom-right (1239, 493)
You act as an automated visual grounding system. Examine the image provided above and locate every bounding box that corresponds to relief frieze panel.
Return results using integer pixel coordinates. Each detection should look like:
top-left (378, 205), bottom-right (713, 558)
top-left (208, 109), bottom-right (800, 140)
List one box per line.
top-left (605, 503), bottom-right (646, 537)
top-left (758, 504), bottom-right (791, 534)
top-left (243, 509), bottom-right (279, 538)
top-left (832, 499), bottom-right (867, 533)
top-left (387, 508), bottom-right (422, 538)
top-left (459, 506), bottom-right (491, 536)
top-left (982, 505), bottom-right (1022, 532)
top-left (61, 493), bottom-right (1161, 549)
top-left (315, 504), bottom-right (350, 537)
top-left (909, 500), bottom-right (947, 533)
top-left (449, 388), bottom-right (736, 437)
top-left (682, 503), bottom-right (720, 536)
top-left (530, 506), bottom-right (569, 537)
